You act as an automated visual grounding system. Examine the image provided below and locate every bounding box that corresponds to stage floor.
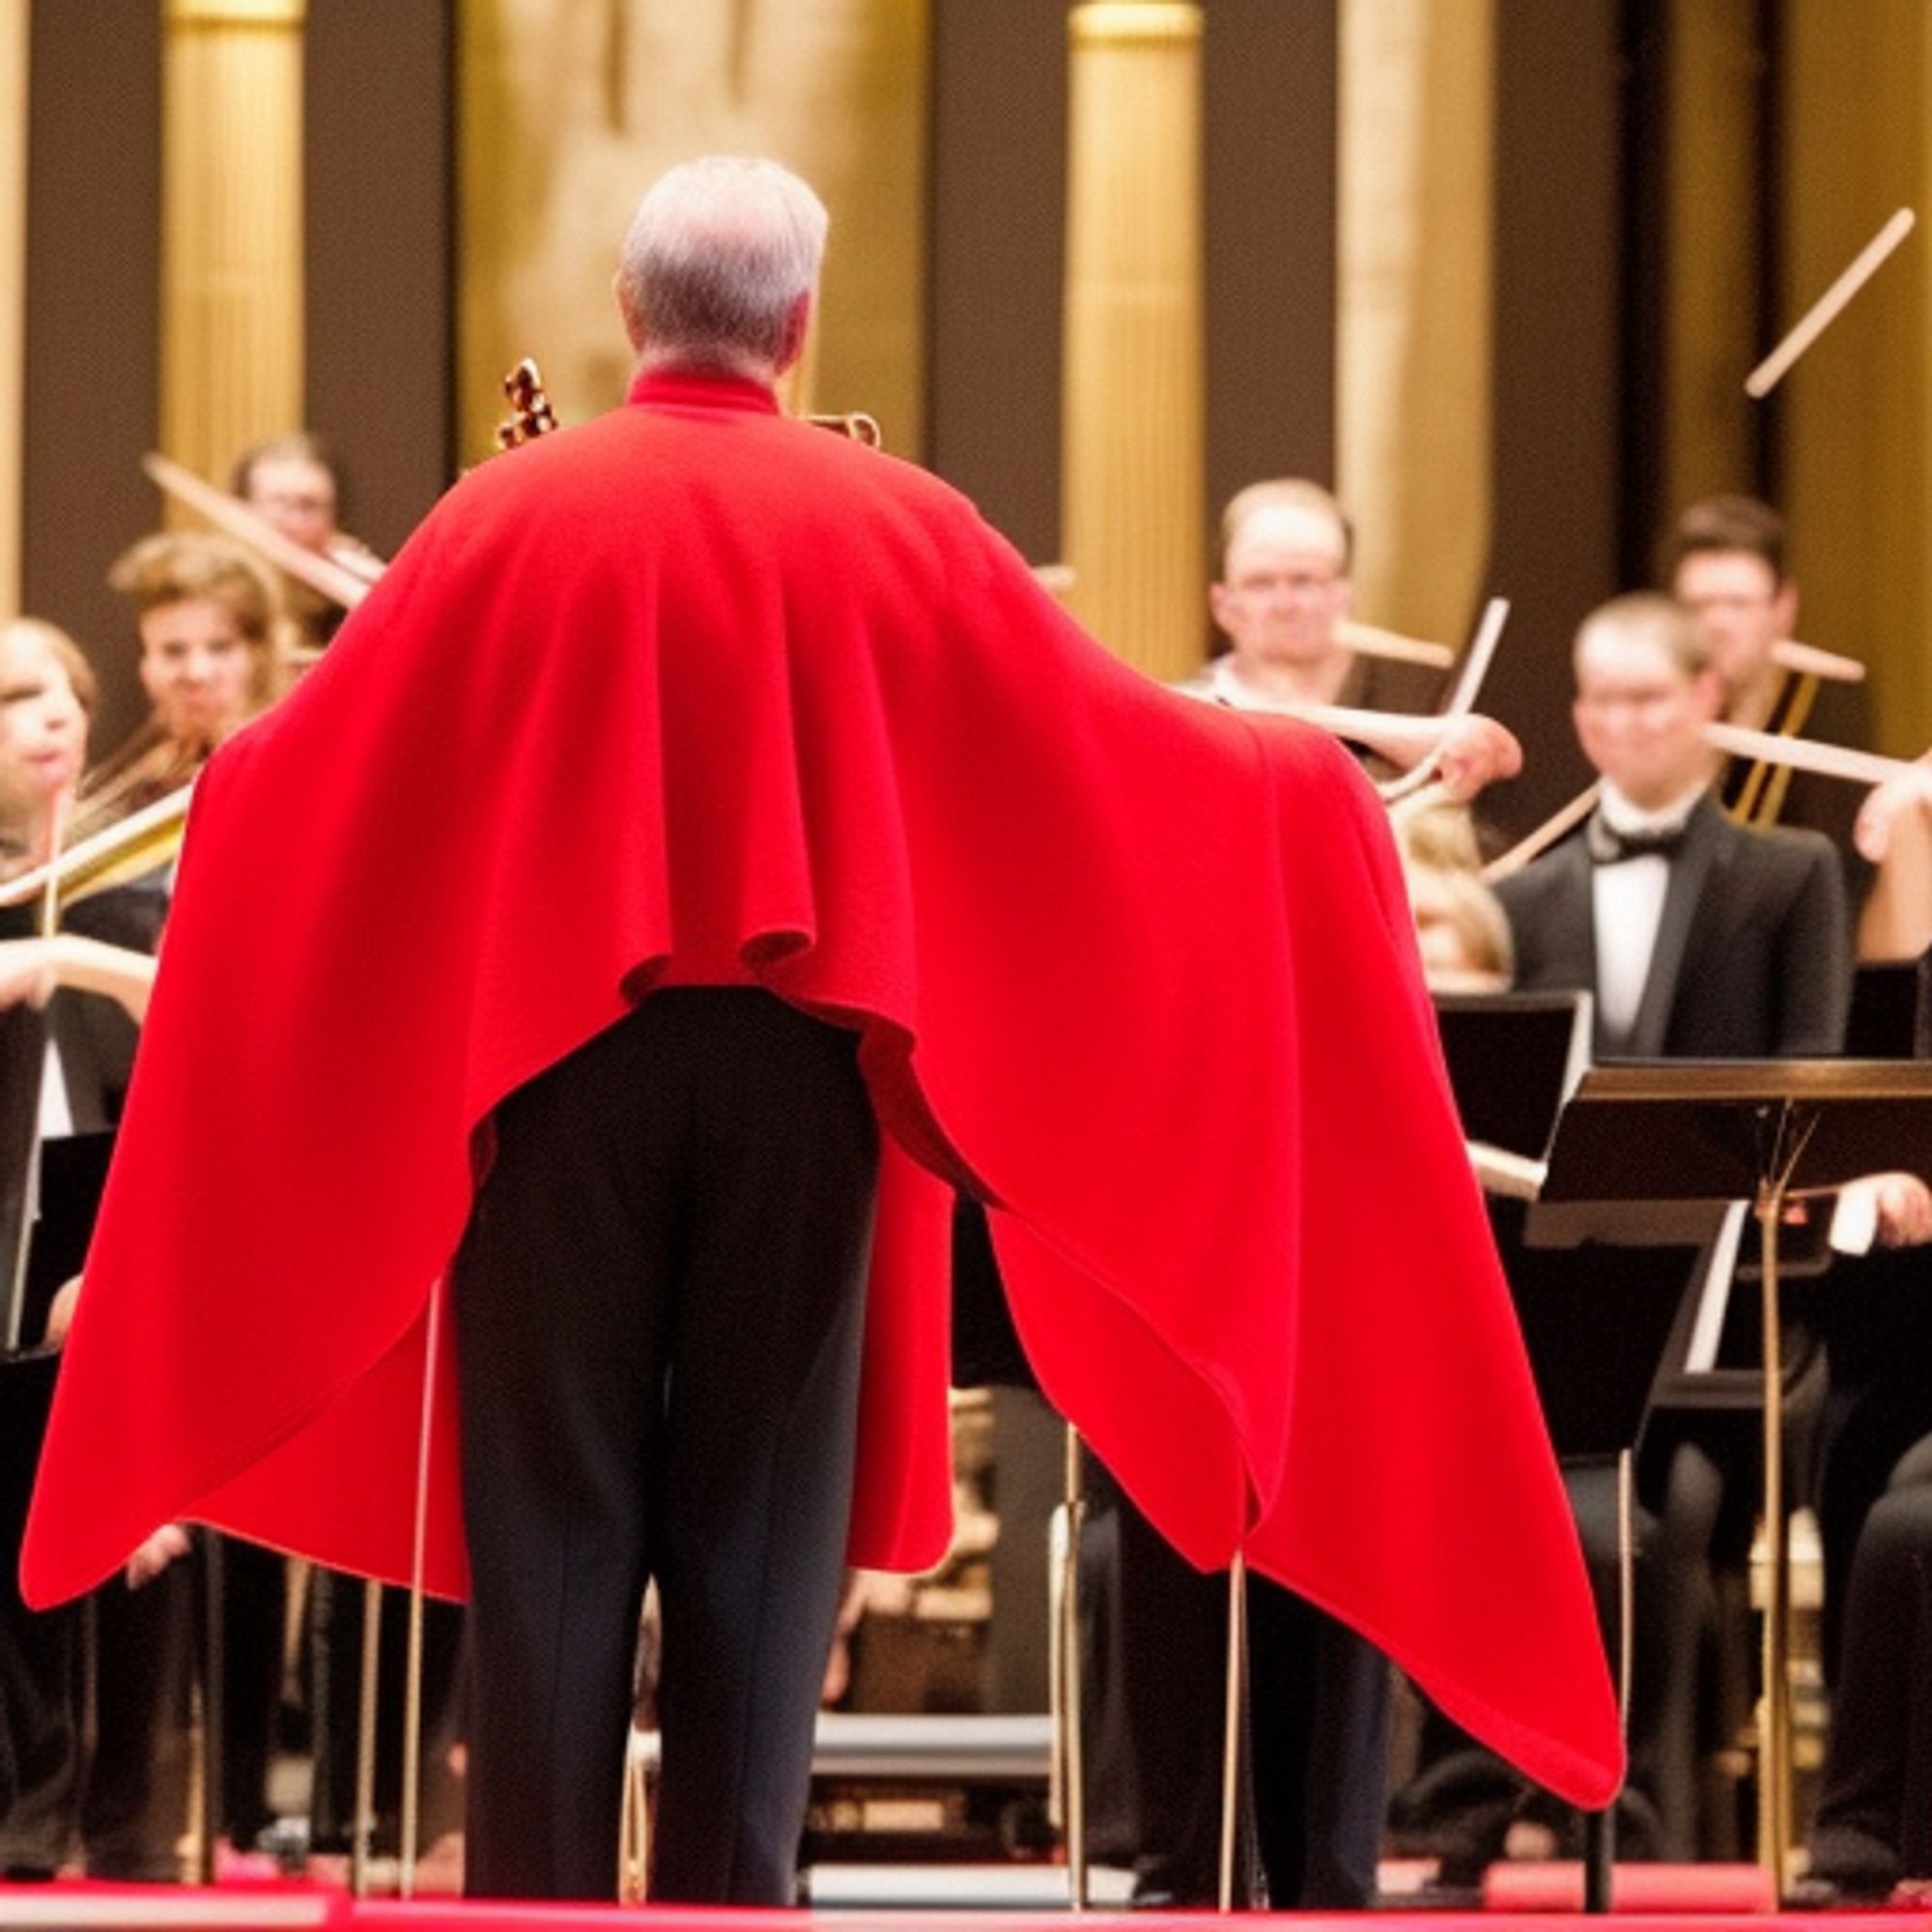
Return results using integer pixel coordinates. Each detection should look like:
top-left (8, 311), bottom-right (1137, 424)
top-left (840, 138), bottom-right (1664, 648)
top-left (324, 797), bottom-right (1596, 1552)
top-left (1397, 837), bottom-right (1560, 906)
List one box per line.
top-left (0, 1884), bottom-right (1928, 1932)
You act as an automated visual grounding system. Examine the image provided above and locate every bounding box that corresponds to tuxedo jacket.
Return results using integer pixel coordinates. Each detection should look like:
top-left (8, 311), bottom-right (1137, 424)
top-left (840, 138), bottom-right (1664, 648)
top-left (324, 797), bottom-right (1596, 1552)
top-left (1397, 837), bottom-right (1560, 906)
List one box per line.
top-left (1494, 795), bottom-right (1850, 1059)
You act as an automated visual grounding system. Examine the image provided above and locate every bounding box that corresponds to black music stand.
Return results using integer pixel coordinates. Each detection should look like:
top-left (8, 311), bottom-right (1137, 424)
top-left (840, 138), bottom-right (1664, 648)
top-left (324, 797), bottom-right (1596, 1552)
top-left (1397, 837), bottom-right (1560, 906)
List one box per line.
top-left (1435, 994), bottom-right (1690, 1910)
top-left (1845, 946), bottom-right (1932, 1060)
top-left (1538, 1060), bottom-right (1932, 1896)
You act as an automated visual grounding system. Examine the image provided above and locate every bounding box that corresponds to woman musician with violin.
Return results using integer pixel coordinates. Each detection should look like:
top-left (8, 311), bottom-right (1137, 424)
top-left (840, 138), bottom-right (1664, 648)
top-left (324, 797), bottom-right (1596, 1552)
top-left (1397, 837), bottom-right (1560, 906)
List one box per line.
top-left (0, 614), bottom-right (173, 1880)
top-left (0, 535), bottom-right (285, 1879)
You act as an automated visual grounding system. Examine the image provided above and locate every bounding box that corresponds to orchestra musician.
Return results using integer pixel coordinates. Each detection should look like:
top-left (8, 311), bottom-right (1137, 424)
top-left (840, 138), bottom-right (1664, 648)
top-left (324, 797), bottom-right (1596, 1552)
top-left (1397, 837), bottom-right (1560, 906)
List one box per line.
top-left (230, 433), bottom-right (383, 643)
top-left (1084, 481), bottom-right (1521, 1911)
top-left (85, 533), bottom-right (293, 1861)
top-left (82, 532), bottom-right (291, 840)
top-left (1494, 590), bottom-right (1850, 1860)
top-left (1786, 737), bottom-right (1932, 1903)
top-left (1663, 494), bottom-right (1869, 861)
top-left (19, 154), bottom-right (1619, 1908)
top-left (1177, 476), bottom-right (1520, 797)
top-left (0, 618), bottom-right (178, 1882)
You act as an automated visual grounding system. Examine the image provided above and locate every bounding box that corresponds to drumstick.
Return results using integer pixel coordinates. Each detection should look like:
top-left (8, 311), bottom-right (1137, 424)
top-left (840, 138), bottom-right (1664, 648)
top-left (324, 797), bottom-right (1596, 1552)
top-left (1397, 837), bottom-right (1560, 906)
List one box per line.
top-left (1746, 208), bottom-right (1916, 399)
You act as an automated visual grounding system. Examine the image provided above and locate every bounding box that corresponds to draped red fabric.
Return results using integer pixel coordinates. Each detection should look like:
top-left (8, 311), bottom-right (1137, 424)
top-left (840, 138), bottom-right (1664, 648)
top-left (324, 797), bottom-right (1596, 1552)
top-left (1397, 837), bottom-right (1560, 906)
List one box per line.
top-left (21, 372), bottom-right (1621, 1807)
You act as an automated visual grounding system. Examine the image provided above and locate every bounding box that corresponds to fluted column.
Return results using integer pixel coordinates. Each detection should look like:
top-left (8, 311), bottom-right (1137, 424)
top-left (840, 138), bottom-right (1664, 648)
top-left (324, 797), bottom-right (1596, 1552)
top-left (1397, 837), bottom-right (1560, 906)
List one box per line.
top-left (1337, 0), bottom-right (1492, 649)
top-left (1062, 2), bottom-right (1204, 680)
top-left (0, 1), bottom-right (28, 617)
top-left (159, 0), bottom-right (305, 496)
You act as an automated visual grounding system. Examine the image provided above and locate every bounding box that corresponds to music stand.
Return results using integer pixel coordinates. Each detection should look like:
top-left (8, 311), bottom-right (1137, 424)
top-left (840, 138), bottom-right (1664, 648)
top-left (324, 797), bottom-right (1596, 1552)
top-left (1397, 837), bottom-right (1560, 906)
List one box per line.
top-left (1538, 1059), bottom-right (1932, 1895)
top-left (1845, 947), bottom-right (1932, 1060)
top-left (1435, 994), bottom-right (1691, 1910)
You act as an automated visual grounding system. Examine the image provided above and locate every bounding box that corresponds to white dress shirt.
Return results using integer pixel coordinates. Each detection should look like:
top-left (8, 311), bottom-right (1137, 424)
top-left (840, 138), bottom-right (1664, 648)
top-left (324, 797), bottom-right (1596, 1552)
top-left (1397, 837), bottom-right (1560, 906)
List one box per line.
top-left (1590, 780), bottom-right (1703, 1043)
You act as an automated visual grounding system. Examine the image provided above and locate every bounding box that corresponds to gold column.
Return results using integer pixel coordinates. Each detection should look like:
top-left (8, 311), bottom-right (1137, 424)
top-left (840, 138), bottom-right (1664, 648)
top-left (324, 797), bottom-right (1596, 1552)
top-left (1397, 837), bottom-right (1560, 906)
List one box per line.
top-left (159, 0), bottom-right (305, 496)
top-left (1062, 2), bottom-right (1204, 681)
top-left (1778, 3), bottom-right (1932, 758)
top-left (1336, 0), bottom-right (1492, 648)
top-left (455, 3), bottom-right (930, 468)
top-left (0, 0), bottom-right (28, 617)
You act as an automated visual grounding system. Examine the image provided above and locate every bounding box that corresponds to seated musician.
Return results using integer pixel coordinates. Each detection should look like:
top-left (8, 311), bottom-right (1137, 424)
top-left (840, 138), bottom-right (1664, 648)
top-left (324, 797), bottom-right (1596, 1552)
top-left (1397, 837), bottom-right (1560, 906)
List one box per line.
top-left (0, 617), bottom-right (188, 1881)
top-left (1089, 481), bottom-right (1520, 1910)
top-left (81, 530), bottom-right (292, 838)
top-left (0, 621), bottom-right (155, 1022)
top-left (231, 431), bottom-right (382, 643)
top-left (90, 534), bottom-right (293, 1861)
top-left (1663, 494), bottom-right (1870, 863)
top-left (1179, 477), bottom-right (1373, 710)
top-left (1782, 768), bottom-right (1932, 1901)
top-left (1176, 476), bottom-right (1520, 798)
top-left (1406, 858), bottom-right (1512, 994)
top-left (1492, 591), bottom-right (1848, 1861)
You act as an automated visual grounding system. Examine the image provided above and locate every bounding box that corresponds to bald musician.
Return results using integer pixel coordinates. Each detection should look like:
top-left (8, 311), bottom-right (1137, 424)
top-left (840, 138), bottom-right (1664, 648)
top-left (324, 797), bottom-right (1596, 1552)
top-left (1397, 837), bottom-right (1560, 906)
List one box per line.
top-left (1179, 476), bottom-right (1518, 797)
top-left (1117, 480), bottom-right (1399, 1910)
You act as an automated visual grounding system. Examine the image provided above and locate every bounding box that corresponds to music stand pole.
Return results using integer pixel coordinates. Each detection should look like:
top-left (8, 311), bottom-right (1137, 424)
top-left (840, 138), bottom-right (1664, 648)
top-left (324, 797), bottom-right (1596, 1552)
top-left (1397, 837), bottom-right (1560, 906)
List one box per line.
top-left (1217, 1552), bottom-right (1248, 1911)
top-left (1753, 1103), bottom-right (1817, 1892)
top-left (1059, 1425), bottom-right (1088, 1910)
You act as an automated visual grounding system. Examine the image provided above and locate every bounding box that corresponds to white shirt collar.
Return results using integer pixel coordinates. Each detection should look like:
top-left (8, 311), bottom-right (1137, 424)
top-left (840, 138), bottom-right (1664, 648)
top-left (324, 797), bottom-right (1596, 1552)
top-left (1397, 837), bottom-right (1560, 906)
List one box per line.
top-left (1598, 777), bottom-right (1704, 839)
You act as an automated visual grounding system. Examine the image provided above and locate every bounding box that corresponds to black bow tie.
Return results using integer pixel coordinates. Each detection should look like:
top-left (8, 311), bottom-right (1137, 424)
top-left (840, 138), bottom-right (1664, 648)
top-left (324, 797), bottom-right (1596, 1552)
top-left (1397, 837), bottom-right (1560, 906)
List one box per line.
top-left (1587, 813), bottom-right (1690, 866)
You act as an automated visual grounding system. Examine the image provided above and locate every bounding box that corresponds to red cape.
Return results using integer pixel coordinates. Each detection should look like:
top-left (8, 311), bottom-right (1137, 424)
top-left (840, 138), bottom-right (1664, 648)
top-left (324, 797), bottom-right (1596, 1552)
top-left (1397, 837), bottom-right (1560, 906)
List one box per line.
top-left (23, 371), bottom-right (1621, 1807)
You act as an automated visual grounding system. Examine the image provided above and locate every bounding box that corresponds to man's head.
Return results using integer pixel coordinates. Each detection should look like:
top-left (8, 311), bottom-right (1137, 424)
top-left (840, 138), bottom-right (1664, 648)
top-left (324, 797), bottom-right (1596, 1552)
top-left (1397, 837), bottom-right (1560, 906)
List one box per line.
top-left (1661, 495), bottom-right (1797, 699)
top-left (231, 432), bottom-right (342, 557)
top-left (1208, 479), bottom-right (1353, 674)
top-left (108, 533), bottom-right (285, 751)
top-left (614, 156), bottom-right (829, 381)
top-left (1571, 592), bottom-right (1721, 810)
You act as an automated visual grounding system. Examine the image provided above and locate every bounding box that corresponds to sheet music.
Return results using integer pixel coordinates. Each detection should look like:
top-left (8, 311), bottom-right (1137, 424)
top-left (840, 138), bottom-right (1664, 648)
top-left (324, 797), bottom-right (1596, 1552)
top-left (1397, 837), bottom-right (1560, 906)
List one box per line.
top-left (1684, 1200), bottom-right (1749, 1375)
top-left (1555, 991), bottom-right (1594, 1145)
top-left (1829, 1178), bottom-right (1881, 1257)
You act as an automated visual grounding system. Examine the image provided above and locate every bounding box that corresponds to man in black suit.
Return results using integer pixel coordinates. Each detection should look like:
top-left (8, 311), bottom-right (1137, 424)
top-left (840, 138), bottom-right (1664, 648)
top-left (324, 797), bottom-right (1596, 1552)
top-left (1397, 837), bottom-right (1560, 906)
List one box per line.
top-left (1497, 591), bottom-right (1847, 1060)
top-left (1494, 590), bottom-right (1848, 1861)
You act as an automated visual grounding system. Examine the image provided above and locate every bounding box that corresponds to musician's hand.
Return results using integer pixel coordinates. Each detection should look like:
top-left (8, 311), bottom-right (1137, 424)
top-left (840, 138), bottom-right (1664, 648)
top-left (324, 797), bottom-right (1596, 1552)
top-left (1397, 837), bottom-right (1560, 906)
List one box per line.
top-left (43, 1274), bottom-right (81, 1348)
top-left (1855, 759), bottom-right (1932, 865)
top-left (126, 1523), bottom-right (191, 1590)
top-left (0, 937), bottom-right (58, 1011)
top-left (1875, 1173), bottom-right (1932, 1248)
top-left (1435, 715), bottom-right (1524, 803)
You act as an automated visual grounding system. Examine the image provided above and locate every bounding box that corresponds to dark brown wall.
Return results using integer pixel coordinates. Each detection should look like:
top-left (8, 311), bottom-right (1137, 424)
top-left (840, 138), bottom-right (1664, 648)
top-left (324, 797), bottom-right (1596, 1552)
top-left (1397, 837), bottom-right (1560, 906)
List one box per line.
top-left (926, 0), bottom-right (1068, 563)
top-left (1482, 2), bottom-right (1629, 840)
top-left (305, 1), bottom-right (454, 559)
top-left (23, 0), bottom-right (161, 753)
top-left (1203, 0), bottom-right (1338, 508)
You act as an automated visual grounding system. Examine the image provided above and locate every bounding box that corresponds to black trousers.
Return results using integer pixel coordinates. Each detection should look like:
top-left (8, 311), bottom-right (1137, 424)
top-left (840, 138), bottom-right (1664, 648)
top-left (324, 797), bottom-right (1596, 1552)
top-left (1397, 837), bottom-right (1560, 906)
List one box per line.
top-left (1102, 1477), bottom-right (1389, 1909)
top-left (456, 989), bottom-right (878, 1904)
top-left (1809, 1444), bottom-right (1932, 1889)
top-left (0, 1353), bottom-right (76, 1876)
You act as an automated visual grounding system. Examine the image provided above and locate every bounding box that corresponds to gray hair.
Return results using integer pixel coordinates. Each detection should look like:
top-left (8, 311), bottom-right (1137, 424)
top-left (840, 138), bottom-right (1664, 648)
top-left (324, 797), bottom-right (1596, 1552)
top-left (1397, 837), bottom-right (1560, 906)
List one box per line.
top-left (615, 156), bottom-right (829, 375)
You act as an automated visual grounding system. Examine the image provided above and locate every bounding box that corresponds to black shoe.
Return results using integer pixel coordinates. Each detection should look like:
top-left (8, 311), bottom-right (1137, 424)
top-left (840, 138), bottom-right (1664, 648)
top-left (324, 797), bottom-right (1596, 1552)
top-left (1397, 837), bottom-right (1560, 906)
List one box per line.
top-left (1804, 1825), bottom-right (1900, 1905)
